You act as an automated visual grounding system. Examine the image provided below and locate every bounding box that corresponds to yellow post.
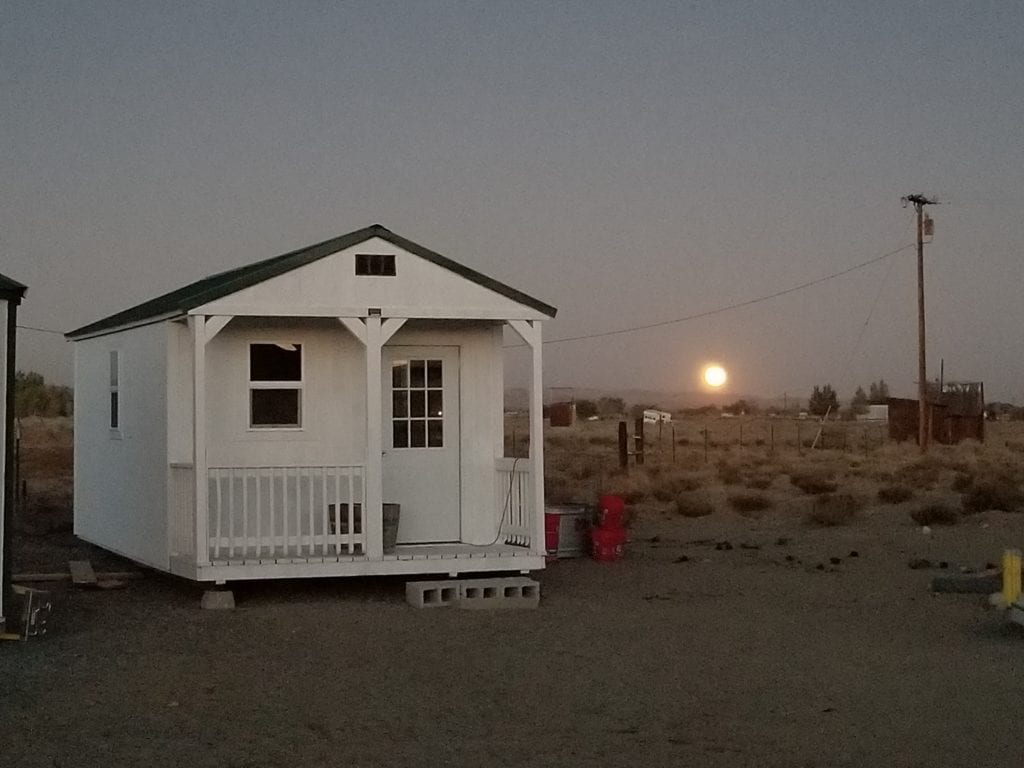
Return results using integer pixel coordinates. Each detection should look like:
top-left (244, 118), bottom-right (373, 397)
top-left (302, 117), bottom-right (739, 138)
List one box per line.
top-left (1002, 549), bottom-right (1021, 606)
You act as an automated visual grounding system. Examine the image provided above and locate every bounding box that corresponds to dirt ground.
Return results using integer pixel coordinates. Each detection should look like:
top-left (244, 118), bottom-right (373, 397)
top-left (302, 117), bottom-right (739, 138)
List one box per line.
top-left (4, 417), bottom-right (1024, 766)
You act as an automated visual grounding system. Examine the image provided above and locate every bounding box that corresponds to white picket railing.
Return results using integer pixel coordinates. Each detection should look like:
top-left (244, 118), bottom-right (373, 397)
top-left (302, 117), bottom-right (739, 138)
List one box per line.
top-left (495, 457), bottom-right (532, 548)
top-left (207, 465), bottom-right (365, 561)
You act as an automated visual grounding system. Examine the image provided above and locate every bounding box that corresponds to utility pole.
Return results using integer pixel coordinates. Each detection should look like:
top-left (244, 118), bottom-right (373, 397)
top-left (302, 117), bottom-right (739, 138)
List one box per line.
top-left (902, 193), bottom-right (937, 453)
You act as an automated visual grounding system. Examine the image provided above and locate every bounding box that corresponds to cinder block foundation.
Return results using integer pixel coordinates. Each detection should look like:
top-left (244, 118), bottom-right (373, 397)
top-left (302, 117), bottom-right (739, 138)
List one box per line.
top-left (405, 577), bottom-right (540, 610)
top-left (201, 589), bottom-right (235, 610)
top-left (405, 580), bottom-right (460, 609)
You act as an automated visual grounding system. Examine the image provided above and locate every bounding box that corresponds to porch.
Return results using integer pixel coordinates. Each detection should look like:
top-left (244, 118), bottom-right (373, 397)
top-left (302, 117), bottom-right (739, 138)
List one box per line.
top-left (168, 458), bottom-right (542, 581)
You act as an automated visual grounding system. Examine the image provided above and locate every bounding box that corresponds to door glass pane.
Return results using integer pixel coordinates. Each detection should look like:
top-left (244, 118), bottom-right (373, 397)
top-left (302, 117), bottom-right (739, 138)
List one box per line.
top-left (392, 362), bottom-right (408, 388)
top-left (410, 390), bottom-right (426, 418)
top-left (410, 420), bottom-right (426, 447)
top-left (427, 390), bottom-right (442, 417)
top-left (427, 419), bottom-right (443, 447)
top-left (392, 391), bottom-right (408, 418)
top-left (393, 420), bottom-right (408, 448)
top-left (426, 359), bottom-right (442, 388)
top-left (410, 360), bottom-right (425, 388)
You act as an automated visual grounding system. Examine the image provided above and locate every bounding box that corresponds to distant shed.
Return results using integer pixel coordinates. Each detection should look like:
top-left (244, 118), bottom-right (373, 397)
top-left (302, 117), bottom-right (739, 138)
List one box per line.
top-left (887, 396), bottom-right (984, 445)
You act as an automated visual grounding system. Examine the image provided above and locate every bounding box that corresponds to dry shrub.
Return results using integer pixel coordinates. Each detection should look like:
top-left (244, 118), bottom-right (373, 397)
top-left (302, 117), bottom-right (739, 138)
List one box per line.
top-left (910, 503), bottom-right (960, 526)
top-left (727, 493), bottom-right (773, 517)
top-left (962, 482), bottom-right (1024, 514)
top-left (587, 434), bottom-right (618, 447)
top-left (893, 457), bottom-right (943, 488)
top-left (804, 494), bottom-right (863, 527)
top-left (951, 472), bottom-right (974, 492)
top-left (877, 484), bottom-right (914, 504)
top-left (675, 493), bottom-right (715, 518)
top-left (789, 471), bottom-right (838, 495)
top-left (744, 475), bottom-right (773, 490)
top-left (717, 461), bottom-right (742, 486)
top-left (651, 473), bottom-right (703, 502)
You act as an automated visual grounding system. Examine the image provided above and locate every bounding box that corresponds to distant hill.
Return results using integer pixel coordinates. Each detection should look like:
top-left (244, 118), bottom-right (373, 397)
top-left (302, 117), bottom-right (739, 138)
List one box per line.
top-left (505, 387), bottom-right (787, 412)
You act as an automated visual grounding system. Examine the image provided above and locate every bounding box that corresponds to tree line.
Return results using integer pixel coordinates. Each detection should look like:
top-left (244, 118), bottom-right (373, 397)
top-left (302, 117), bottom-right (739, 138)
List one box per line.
top-left (13, 371), bottom-right (73, 417)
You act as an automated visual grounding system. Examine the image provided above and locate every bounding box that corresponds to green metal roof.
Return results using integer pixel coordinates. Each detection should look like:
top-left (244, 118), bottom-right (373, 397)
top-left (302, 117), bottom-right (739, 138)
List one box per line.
top-left (0, 272), bottom-right (27, 304)
top-left (67, 224), bottom-right (556, 339)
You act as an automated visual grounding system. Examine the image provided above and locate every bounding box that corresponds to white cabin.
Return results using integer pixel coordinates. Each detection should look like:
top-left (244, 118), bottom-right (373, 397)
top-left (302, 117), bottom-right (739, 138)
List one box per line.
top-left (67, 225), bottom-right (556, 583)
top-left (0, 272), bottom-right (26, 630)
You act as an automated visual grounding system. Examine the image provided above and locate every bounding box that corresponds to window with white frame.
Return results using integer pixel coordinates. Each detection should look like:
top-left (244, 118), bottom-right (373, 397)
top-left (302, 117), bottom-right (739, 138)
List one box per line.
top-left (109, 350), bottom-right (121, 432)
top-left (249, 343), bottom-right (303, 428)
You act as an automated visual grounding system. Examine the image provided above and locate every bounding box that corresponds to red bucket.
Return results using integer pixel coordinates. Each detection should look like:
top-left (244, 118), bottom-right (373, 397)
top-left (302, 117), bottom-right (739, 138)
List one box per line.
top-left (544, 513), bottom-right (560, 560)
top-left (591, 526), bottom-right (626, 562)
top-left (596, 494), bottom-right (625, 529)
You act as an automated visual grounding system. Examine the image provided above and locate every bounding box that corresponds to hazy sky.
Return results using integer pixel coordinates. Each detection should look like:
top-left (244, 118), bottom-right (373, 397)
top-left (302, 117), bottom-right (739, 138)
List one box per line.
top-left (3, 2), bottom-right (1023, 403)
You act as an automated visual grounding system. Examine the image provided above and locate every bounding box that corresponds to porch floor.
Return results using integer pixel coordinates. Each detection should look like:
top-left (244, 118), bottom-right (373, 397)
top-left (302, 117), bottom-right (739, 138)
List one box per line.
top-left (207, 542), bottom-right (536, 567)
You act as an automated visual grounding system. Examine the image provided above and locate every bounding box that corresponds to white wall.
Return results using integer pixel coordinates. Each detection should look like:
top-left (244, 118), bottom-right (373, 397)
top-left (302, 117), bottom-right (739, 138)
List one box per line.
top-left (204, 317), bottom-right (367, 468)
top-left (202, 318), bottom-right (504, 544)
top-left (194, 237), bottom-right (548, 322)
top-left (74, 322), bottom-right (169, 569)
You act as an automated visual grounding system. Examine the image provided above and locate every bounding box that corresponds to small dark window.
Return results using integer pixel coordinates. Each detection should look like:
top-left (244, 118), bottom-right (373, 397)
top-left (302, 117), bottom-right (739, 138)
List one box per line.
top-left (355, 253), bottom-right (396, 276)
top-left (249, 343), bottom-right (303, 428)
top-left (250, 389), bottom-right (301, 428)
top-left (250, 343), bottom-right (302, 381)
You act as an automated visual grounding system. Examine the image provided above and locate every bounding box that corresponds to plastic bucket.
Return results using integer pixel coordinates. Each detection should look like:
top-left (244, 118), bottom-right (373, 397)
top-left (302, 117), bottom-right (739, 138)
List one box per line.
top-left (544, 513), bottom-right (560, 560)
top-left (383, 503), bottom-right (400, 554)
top-left (543, 504), bottom-right (591, 559)
top-left (591, 526), bottom-right (626, 562)
top-left (596, 494), bottom-right (625, 529)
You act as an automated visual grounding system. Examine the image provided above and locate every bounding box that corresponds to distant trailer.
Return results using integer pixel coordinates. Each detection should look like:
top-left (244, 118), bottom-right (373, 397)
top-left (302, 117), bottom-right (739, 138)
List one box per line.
top-left (643, 409), bottom-right (672, 424)
top-left (856, 404), bottom-right (889, 421)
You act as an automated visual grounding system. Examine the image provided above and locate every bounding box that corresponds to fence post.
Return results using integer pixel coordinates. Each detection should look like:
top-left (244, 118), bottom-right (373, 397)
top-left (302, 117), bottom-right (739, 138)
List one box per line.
top-left (618, 421), bottom-right (629, 472)
top-left (671, 425), bottom-right (676, 464)
top-left (797, 422), bottom-right (802, 456)
top-left (634, 418), bottom-right (645, 466)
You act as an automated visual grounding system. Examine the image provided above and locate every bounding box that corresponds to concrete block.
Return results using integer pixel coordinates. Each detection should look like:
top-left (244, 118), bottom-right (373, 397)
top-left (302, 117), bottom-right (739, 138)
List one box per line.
top-left (458, 577), bottom-right (540, 610)
top-left (201, 589), bottom-right (235, 610)
top-left (405, 580), bottom-right (460, 609)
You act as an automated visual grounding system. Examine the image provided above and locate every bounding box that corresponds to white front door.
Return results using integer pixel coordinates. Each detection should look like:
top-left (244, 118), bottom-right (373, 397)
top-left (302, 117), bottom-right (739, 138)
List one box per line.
top-left (382, 346), bottom-right (461, 543)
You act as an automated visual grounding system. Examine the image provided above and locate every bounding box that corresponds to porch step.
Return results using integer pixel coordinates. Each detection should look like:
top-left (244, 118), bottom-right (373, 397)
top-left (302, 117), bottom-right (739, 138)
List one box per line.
top-left (405, 577), bottom-right (540, 610)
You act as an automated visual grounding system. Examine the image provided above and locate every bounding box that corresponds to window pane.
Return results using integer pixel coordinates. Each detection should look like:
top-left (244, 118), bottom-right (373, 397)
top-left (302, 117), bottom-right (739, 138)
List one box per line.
top-left (109, 350), bottom-right (119, 387)
top-left (391, 361), bottom-right (408, 388)
top-left (410, 360), bottom-right (425, 388)
top-left (426, 360), bottom-right (442, 388)
top-left (410, 390), bottom-right (425, 418)
top-left (427, 390), bottom-right (442, 418)
top-left (427, 419), bottom-right (443, 447)
top-left (392, 420), bottom-right (408, 448)
top-left (392, 391), bottom-right (408, 418)
top-left (110, 391), bottom-right (119, 429)
top-left (410, 420), bottom-right (426, 448)
top-left (251, 388), bottom-right (301, 427)
top-left (250, 344), bottom-right (302, 382)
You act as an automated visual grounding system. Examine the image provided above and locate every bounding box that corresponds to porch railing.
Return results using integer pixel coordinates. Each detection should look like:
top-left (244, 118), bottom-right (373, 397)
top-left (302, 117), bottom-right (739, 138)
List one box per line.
top-left (207, 465), bottom-right (365, 560)
top-left (495, 457), bottom-right (532, 547)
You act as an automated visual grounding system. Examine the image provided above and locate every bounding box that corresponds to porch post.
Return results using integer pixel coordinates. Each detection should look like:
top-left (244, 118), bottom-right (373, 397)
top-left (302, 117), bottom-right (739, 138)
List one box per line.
top-left (528, 323), bottom-right (545, 555)
top-left (191, 316), bottom-right (209, 567)
top-left (364, 316), bottom-right (384, 558)
top-left (508, 320), bottom-right (546, 554)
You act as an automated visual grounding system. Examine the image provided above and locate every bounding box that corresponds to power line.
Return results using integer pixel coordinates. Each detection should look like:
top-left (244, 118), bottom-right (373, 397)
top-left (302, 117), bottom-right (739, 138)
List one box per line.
top-left (16, 324), bottom-right (64, 336)
top-left (521, 242), bottom-right (916, 348)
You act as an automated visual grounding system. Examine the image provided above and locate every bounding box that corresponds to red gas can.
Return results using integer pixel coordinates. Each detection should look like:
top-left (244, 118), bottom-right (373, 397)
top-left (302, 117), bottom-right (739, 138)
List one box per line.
top-left (596, 494), bottom-right (625, 529)
top-left (591, 526), bottom-right (626, 562)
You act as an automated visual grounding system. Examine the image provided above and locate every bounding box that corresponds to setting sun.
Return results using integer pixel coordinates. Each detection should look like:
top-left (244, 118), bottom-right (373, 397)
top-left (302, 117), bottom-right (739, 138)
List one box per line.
top-left (703, 364), bottom-right (728, 388)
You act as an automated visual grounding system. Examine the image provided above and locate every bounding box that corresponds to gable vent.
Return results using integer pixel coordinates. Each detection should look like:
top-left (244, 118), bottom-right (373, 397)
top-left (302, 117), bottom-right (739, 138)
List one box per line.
top-left (355, 253), bottom-right (396, 276)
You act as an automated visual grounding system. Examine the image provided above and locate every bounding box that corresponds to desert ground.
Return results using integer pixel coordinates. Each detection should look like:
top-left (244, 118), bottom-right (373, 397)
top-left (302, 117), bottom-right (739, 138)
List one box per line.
top-left (3, 415), bottom-right (1024, 767)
